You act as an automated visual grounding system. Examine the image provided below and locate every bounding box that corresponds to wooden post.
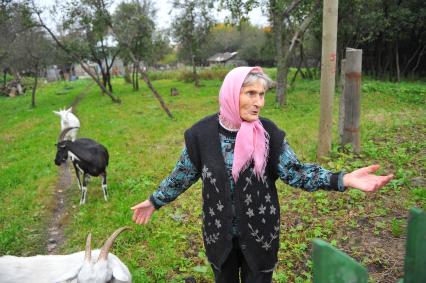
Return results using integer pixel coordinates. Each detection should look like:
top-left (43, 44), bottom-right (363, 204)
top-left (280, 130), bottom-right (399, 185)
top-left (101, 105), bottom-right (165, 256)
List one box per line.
top-left (342, 48), bottom-right (362, 153)
top-left (402, 208), bottom-right (426, 283)
top-left (312, 239), bottom-right (368, 283)
top-left (317, 0), bottom-right (339, 160)
top-left (338, 59), bottom-right (346, 143)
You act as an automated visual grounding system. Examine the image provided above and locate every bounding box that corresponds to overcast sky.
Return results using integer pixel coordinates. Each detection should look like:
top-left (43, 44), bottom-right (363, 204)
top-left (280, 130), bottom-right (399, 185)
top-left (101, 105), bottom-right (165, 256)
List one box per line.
top-left (35, 0), bottom-right (268, 31)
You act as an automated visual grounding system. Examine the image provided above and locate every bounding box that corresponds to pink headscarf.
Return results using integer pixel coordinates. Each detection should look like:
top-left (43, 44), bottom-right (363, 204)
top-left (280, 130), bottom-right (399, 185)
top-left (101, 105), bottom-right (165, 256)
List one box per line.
top-left (219, 66), bottom-right (269, 182)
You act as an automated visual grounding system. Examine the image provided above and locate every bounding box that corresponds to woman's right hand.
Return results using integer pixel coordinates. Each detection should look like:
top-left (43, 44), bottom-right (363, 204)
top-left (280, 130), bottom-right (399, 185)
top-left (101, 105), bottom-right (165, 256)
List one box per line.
top-left (131, 199), bottom-right (156, 225)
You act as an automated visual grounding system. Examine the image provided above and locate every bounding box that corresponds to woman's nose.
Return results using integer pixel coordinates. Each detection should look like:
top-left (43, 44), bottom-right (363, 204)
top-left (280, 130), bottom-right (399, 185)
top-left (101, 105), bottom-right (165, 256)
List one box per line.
top-left (253, 95), bottom-right (263, 106)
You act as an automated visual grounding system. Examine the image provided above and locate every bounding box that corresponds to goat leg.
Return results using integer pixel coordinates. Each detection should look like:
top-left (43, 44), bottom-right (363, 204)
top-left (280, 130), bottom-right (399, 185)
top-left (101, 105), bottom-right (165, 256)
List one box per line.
top-left (80, 173), bottom-right (89, 205)
top-left (101, 172), bottom-right (108, 201)
top-left (73, 162), bottom-right (82, 192)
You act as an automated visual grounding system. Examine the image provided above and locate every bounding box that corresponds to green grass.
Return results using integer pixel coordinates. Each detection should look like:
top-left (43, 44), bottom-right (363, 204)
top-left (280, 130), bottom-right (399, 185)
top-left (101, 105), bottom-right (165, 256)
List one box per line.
top-left (0, 74), bottom-right (425, 282)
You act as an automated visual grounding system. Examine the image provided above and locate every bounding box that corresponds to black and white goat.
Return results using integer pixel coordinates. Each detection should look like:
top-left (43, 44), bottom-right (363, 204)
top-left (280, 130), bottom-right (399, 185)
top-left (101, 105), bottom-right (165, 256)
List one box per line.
top-left (0, 227), bottom-right (132, 283)
top-left (55, 127), bottom-right (109, 205)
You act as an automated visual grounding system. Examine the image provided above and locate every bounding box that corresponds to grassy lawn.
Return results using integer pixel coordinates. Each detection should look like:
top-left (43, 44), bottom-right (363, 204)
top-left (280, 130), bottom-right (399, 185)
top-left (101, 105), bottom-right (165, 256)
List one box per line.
top-left (0, 72), bottom-right (425, 282)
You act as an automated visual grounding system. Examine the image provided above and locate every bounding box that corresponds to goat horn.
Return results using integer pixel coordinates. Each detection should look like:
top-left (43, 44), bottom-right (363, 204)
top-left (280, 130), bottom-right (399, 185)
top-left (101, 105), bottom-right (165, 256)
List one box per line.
top-left (85, 233), bottom-right (92, 262)
top-left (97, 227), bottom-right (130, 262)
top-left (58, 127), bottom-right (78, 142)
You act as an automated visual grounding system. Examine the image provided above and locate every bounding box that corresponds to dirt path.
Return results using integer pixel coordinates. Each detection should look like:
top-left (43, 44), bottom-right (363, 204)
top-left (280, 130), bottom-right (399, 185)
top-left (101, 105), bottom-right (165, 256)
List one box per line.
top-left (47, 162), bottom-right (73, 254)
top-left (46, 81), bottom-right (93, 254)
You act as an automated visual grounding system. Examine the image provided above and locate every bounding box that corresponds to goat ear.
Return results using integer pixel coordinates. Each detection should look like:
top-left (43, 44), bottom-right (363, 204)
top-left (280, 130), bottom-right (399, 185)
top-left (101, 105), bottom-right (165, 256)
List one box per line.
top-left (112, 265), bottom-right (131, 282)
top-left (110, 256), bottom-right (131, 282)
top-left (53, 110), bottom-right (60, 115)
top-left (67, 107), bottom-right (73, 113)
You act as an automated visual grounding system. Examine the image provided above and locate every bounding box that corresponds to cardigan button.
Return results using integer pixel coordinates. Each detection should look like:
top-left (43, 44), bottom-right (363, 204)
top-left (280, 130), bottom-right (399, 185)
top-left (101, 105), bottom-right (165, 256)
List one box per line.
top-left (240, 244), bottom-right (247, 250)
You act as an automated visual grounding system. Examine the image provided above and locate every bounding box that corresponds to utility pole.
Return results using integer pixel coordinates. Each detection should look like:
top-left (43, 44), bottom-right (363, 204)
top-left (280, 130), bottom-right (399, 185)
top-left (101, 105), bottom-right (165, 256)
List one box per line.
top-left (317, 0), bottom-right (339, 160)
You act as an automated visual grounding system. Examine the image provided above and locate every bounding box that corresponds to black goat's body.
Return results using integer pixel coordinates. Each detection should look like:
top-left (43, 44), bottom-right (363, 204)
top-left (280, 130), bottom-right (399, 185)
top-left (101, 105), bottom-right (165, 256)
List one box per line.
top-left (68, 138), bottom-right (109, 176)
top-left (55, 137), bottom-right (109, 204)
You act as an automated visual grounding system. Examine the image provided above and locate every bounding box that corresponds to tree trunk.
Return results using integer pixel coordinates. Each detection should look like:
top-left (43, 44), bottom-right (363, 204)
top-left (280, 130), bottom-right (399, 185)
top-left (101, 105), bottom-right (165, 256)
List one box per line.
top-left (102, 72), bottom-right (107, 90)
top-left (80, 62), bottom-right (120, 103)
top-left (401, 44), bottom-right (422, 76)
top-left (135, 66), bottom-right (139, 91)
top-left (411, 44), bottom-right (426, 76)
top-left (123, 47), bottom-right (173, 118)
top-left (139, 71), bottom-right (173, 119)
top-left (124, 62), bottom-right (132, 84)
top-left (290, 44), bottom-right (304, 86)
top-left (273, 12), bottom-right (286, 106)
top-left (106, 70), bottom-right (113, 93)
top-left (132, 64), bottom-right (136, 90)
top-left (395, 42), bottom-right (400, 83)
top-left (31, 64), bottom-right (38, 108)
top-left (3, 71), bottom-right (7, 87)
top-left (271, 0), bottom-right (316, 106)
top-left (190, 48), bottom-right (200, 88)
top-left (98, 61), bottom-right (108, 93)
top-left (317, 0), bottom-right (338, 160)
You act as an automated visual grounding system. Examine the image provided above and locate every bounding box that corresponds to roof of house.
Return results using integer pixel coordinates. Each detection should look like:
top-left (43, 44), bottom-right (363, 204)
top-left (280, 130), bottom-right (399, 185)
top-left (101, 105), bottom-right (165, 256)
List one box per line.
top-left (207, 52), bottom-right (238, 62)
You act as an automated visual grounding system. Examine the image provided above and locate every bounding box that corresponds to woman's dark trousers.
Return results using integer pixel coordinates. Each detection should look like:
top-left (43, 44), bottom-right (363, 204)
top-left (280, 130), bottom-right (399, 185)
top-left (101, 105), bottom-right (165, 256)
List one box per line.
top-left (212, 237), bottom-right (273, 283)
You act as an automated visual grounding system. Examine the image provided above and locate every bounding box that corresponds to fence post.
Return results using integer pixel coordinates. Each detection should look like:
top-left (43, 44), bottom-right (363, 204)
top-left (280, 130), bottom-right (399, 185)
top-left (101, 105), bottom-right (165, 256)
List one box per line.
top-left (312, 239), bottom-right (368, 283)
top-left (338, 59), bottom-right (346, 143)
top-left (341, 48), bottom-right (362, 153)
top-left (402, 208), bottom-right (426, 283)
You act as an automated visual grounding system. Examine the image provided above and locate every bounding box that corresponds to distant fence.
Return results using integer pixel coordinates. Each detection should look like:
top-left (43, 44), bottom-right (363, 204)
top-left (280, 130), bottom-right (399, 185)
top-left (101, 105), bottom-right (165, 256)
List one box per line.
top-left (312, 208), bottom-right (426, 283)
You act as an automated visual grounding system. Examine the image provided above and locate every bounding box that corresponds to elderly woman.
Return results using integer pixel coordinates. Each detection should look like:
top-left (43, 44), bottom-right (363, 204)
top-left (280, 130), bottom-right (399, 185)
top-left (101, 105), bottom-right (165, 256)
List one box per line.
top-left (131, 67), bottom-right (393, 283)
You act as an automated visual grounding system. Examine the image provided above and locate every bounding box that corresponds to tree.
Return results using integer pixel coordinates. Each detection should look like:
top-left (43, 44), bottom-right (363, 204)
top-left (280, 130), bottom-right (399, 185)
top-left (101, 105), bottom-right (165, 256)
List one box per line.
top-left (310, 0), bottom-right (426, 80)
top-left (113, 0), bottom-right (156, 91)
top-left (0, 1), bottom-right (33, 81)
top-left (172, 0), bottom-right (214, 87)
top-left (58, 0), bottom-right (120, 93)
top-left (13, 28), bottom-right (55, 107)
top-left (109, 0), bottom-right (173, 118)
top-left (0, 1), bottom-right (54, 105)
top-left (31, 0), bottom-right (120, 103)
top-left (223, 0), bottom-right (320, 106)
top-left (268, 0), bottom-right (320, 106)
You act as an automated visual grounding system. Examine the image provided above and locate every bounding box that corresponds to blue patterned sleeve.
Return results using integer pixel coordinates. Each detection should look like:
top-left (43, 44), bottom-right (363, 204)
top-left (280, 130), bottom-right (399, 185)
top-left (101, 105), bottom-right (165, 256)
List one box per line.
top-left (149, 148), bottom-right (201, 209)
top-left (278, 139), bottom-right (345, 192)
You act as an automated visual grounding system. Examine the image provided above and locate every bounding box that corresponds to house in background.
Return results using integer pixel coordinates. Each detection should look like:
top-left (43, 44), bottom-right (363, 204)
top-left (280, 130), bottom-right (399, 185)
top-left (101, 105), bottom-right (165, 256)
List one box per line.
top-left (207, 52), bottom-right (247, 67)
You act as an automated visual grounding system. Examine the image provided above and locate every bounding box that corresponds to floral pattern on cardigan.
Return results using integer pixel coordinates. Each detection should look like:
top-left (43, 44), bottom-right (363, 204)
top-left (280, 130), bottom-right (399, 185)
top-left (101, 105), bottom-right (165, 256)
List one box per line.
top-left (150, 135), bottom-right (345, 211)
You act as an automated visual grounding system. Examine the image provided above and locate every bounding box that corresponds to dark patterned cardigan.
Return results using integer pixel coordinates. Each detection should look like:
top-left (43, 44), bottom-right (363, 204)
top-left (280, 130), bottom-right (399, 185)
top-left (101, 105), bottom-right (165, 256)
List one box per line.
top-left (150, 114), bottom-right (344, 272)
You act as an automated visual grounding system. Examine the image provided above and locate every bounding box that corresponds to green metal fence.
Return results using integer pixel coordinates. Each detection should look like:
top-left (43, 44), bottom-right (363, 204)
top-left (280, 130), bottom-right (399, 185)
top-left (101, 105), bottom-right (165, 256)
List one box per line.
top-left (312, 208), bottom-right (426, 283)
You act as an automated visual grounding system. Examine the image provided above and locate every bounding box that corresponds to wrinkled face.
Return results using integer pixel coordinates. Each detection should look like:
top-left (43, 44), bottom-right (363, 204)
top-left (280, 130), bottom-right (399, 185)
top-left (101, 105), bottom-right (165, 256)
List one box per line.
top-left (239, 80), bottom-right (265, 122)
top-left (54, 142), bottom-right (68, 165)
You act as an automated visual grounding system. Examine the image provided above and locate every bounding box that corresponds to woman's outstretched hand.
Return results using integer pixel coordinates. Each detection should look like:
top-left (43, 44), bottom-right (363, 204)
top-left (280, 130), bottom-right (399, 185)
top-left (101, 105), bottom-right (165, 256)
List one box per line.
top-left (343, 164), bottom-right (394, 192)
top-left (131, 199), bottom-right (155, 225)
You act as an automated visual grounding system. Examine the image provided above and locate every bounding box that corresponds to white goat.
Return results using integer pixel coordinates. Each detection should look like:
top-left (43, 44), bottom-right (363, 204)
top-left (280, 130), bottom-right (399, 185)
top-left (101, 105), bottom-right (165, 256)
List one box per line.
top-left (53, 107), bottom-right (80, 141)
top-left (0, 227), bottom-right (132, 283)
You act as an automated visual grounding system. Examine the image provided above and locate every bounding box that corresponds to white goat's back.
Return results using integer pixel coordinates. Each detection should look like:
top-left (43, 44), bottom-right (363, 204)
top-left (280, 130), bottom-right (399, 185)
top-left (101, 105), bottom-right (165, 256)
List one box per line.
top-left (0, 252), bottom-right (83, 283)
top-left (0, 250), bottom-right (131, 283)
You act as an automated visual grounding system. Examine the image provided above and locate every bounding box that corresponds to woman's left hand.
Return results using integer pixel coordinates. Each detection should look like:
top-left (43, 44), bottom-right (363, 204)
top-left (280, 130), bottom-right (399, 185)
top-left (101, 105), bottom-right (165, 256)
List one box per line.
top-left (343, 164), bottom-right (394, 192)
